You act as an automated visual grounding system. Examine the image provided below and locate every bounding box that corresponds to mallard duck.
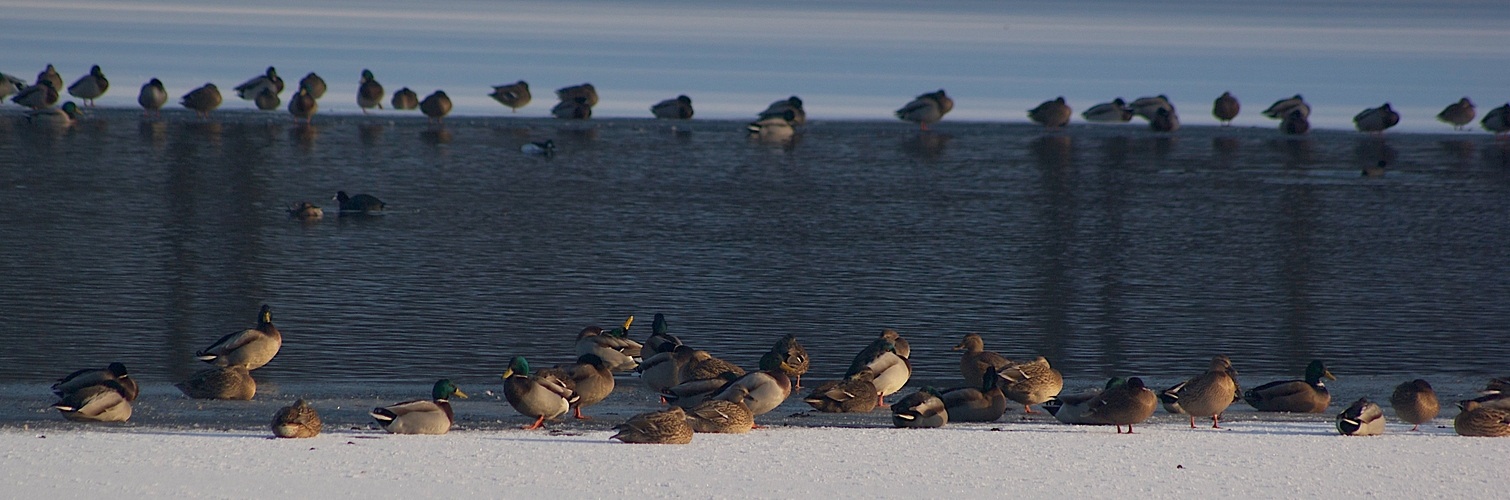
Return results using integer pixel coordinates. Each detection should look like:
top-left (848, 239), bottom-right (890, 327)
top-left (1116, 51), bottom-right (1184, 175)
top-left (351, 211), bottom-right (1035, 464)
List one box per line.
top-left (1390, 379), bottom-right (1439, 431)
top-left (558, 353), bottom-right (614, 419)
top-left (746, 112), bottom-right (795, 141)
top-left (288, 88), bottom-right (317, 123)
top-left (51, 380), bottom-right (133, 422)
top-left (1453, 400), bottom-right (1510, 437)
top-left (1336, 397), bottom-right (1385, 436)
top-left (181, 83), bottom-right (222, 119)
top-left (1243, 360), bottom-right (1334, 413)
top-left (555, 83), bottom-right (598, 107)
top-left (234, 66), bottom-right (283, 100)
top-left (1485, 377), bottom-right (1510, 394)
top-left (176, 366), bottom-right (256, 400)
top-left (1158, 380), bottom-right (1185, 414)
top-left (501, 356), bottom-right (578, 430)
top-left (138, 78), bottom-right (167, 116)
top-left (420, 90), bottom-right (452, 124)
top-left (490, 81), bottom-right (531, 112)
top-left (644, 313), bottom-right (683, 354)
top-left (682, 349), bottom-right (746, 381)
top-left (287, 201), bottom-right (323, 220)
top-left (652, 95), bottom-right (694, 120)
top-left (996, 356), bottom-right (1063, 413)
top-left (1174, 355), bottom-right (1240, 428)
top-left (1437, 97), bottom-right (1474, 130)
top-left (1466, 392), bottom-right (1510, 411)
top-left (390, 87), bottom-right (418, 110)
top-left (1482, 104), bottom-right (1510, 135)
top-left (638, 344), bottom-right (697, 393)
top-left (1149, 107), bottom-right (1181, 132)
top-left (1028, 97), bottom-right (1072, 128)
top-left (298, 72), bottom-right (326, 100)
top-left (952, 333), bottom-right (1012, 387)
top-left (686, 398), bottom-right (754, 434)
top-left (1045, 379), bottom-right (1115, 425)
top-left (1354, 103), bottom-right (1400, 133)
top-left (371, 379), bottom-right (467, 435)
top-left (195, 304), bottom-right (282, 370)
top-left (939, 367), bottom-right (1007, 422)
top-left (1263, 94), bottom-right (1307, 119)
top-left (11, 80), bottom-right (59, 109)
top-left (1086, 377), bottom-right (1157, 434)
top-left (1129, 95), bottom-right (1174, 120)
top-left (895, 89), bottom-right (952, 130)
top-left (1082, 98), bottom-right (1133, 123)
top-left (552, 96), bottom-right (592, 120)
top-left (254, 88), bottom-right (280, 111)
top-left (1212, 92), bottom-right (1240, 125)
top-left (803, 370), bottom-right (879, 413)
top-left (847, 340), bottom-right (910, 406)
top-left (760, 334), bottom-right (809, 388)
top-left (357, 69), bottom-right (384, 113)
top-left (891, 388), bottom-right (948, 428)
top-left (271, 398), bottom-right (322, 438)
top-left (759, 96), bottom-right (805, 126)
top-left (1281, 108), bottom-right (1310, 135)
top-left (52, 362), bottom-right (138, 401)
top-left (26, 102), bottom-right (83, 128)
top-left (710, 356), bottom-right (793, 416)
top-left (575, 319), bottom-right (642, 372)
top-left (662, 372), bottom-right (739, 409)
top-left (66, 65), bottom-right (108, 106)
top-left (846, 330), bottom-right (909, 392)
top-left (611, 407), bottom-right (692, 444)
top-left (334, 191), bottom-right (385, 213)
top-left (1, 72), bottom-right (29, 99)
top-left (36, 64), bottom-right (63, 91)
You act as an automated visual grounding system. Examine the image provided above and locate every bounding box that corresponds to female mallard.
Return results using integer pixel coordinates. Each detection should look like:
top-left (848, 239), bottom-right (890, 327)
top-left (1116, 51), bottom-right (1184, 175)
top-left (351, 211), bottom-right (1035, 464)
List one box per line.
top-left (52, 362), bottom-right (138, 401)
top-left (253, 88), bottom-right (280, 111)
top-left (11, 80), bottom-right (59, 109)
top-left (1453, 400), bottom-right (1510, 437)
top-left (846, 329), bottom-right (912, 405)
top-left (420, 90), bottom-right (452, 124)
top-left (138, 78), bottom-right (167, 116)
top-left (51, 380), bottom-right (133, 422)
top-left (66, 65), bottom-right (108, 106)
top-left (1336, 397), bottom-right (1384, 436)
top-left (391, 87), bottom-right (419, 110)
top-left (490, 81), bottom-right (531, 112)
top-left (638, 344), bottom-right (697, 393)
top-left (371, 379), bottom-right (467, 435)
top-left (555, 83), bottom-right (598, 108)
top-left (761, 334), bottom-right (809, 388)
top-left (1390, 379), bottom-right (1439, 431)
top-left (298, 72), bottom-right (326, 100)
top-left (502, 356), bottom-right (578, 430)
top-left (288, 88), bottom-right (317, 123)
top-left (1243, 360), bottom-right (1334, 413)
top-left (940, 367), bottom-right (1007, 422)
top-left (334, 191), bottom-right (385, 213)
top-left (709, 356), bottom-right (793, 417)
top-left (1082, 98), bottom-right (1132, 123)
top-left (176, 366), bottom-right (256, 400)
top-left (576, 319), bottom-right (643, 372)
top-left (287, 201), bottom-right (324, 220)
top-left (26, 102), bottom-right (83, 127)
top-left (651, 95), bottom-right (694, 120)
top-left (36, 64), bottom-right (63, 91)
top-left (0, 72), bottom-right (25, 100)
top-left (662, 372), bottom-right (739, 409)
top-left (181, 83), bottom-right (222, 119)
top-left (996, 356), bottom-right (1064, 413)
top-left (234, 66), bottom-right (283, 100)
top-left (195, 304), bottom-right (282, 370)
top-left (682, 350), bottom-right (746, 381)
top-left (1086, 377), bottom-right (1157, 434)
top-left (272, 398), bottom-right (322, 438)
top-left (1212, 91), bottom-right (1240, 125)
top-left (803, 370), bottom-right (879, 413)
top-left (759, 96), bottom-right (805, 126)
top-left (952, 333), bottom-right (1012, 388)
top-left (644, 313), bottom-right (684, 354)
top-left (1150, 108), bottom-right (1181, 132)
top-left (558, 353), bottom-right (614, 419)
top-left (686, 398), bottom-right (754, 434)
top-left (357, 69), bottom-right (384, 113)
top-left (1437, 97), bottom-right (1475, 130)
top-left (1044, 379), bottom-right (1114, 425)
top-left (1174, 355), bottom-right (1240, 428)
top-left (1028, 97), bottom-right (1072, 128)
top-left (895, 89), bottom-right (952, 130)
top-left (1354, 103), bottom-right (1400, 133)
top-left (611, 407), bottom-right (692, 444)
top-left (1281, 108), bottom-right (1310, 135)
top-left (891, 388), bottom-right (948, 428)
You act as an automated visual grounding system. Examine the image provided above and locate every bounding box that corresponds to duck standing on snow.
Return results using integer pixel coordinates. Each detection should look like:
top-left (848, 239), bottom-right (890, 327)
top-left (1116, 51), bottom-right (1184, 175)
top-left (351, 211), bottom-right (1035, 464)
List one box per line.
top-left (254, 88), bottom-right (280, 111)
top-left (1243, 360), bottom-right (1334, 413)
top-left (643, 313), bottom-right (683, 355)
top-left (1212, 91), bottom-right (1240, 125)
top-left (138, 78), bottom-right (167, 116)
top-left (490, 80), bottom-right (531, 112)
top-left (1085, 377), bottom-right (1157, 434)
top-left (11, 80), bottom-right (59, 109)
top-left (611, 407), bottom-right (693, 444)
top-left (1045, 378), bottom-right (1118, 425)
top-left (288, 87), bottom-right (317, 123)
top-left (1390, 379), bottom-right (1439, 431)
top-left (26, 102), bottom-right (83, 127)
top-left (747, 110), bottom-right (796, 142)
top-left (67, 65), bottom-right (108, 106)
top-left (1336, 398), bottom-right (1385, 436)
top-left (1436, 97), bottom-right (1474, 130)
top-left (895, 89), bottom-right (953, 130)
top-left (1262, 94), bottom-right (1309, 119)
top-left (371, 379), bottom-right (467, 435)
top-left (1169, 355), bottom-right (1240, 428)
top-left (1129, 94), bottom-right (1175, 120)
top-left (638, 344), bottom-right (697, 394)
top-left (195, 304), bottom-right (282, 370)
top-left (272, 398), bottom-right (322, 438)
top-left (996, 356), bottom-right (1063, 413)
top-left (501, 356), bottom-right (579, 430)
top-left (1479, 103), bottom-right (1509, 135)
top-left (420, 90), bottom-right (452, 124)
top-left (557, 353), bottom-right (614, 419)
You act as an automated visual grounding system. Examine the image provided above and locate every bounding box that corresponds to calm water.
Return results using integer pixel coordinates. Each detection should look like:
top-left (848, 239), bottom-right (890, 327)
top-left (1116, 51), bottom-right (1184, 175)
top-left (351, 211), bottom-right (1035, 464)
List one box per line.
top-left (2, 109), bottom-right (1508, 387)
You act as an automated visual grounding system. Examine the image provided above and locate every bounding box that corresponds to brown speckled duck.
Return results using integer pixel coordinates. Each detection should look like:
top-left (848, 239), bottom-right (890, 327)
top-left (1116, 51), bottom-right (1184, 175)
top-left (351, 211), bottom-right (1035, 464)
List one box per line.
top-left (611, 407), bottom-right (693, 444)
top-left (686, 398), bottom-right (754, 434)
top-left (1453, 399), bottom-right (1510, 437)
top-left (272, 398), bottom-right (322, 438)
top-left (996, 356), bottom-right (1063, 413)
top-left (1172, 355), bottom-right (1240, 428)
top-left (176, 366), bottom-right (256, 400)
top-left (1390, 379), bottom-right (1439, 431)
top-left (952, 333), bottom-right (1012, 388)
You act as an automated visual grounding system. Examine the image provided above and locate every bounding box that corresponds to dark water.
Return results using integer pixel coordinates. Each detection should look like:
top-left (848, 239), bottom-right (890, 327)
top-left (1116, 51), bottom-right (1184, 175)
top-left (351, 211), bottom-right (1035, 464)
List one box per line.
top-left (3, 109), bottom-right (1508, 388)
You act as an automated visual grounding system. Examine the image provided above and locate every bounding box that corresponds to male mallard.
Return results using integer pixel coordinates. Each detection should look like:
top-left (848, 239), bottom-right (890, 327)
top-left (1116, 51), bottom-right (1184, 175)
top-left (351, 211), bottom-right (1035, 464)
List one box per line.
top-left (490, 81), bottom-right (531, 112)
top-left (952, 333), bottom-right (1012, 387)
top-left (176, 366), bottom-right (256, 400)
top-left (940, 367), bottom-right (1008, 422)
top-left (1158, 380), bottom-right (1185, 415)
top-left (682, 349), bottom-right (745, 381)
top-left (1082, 98), bottom-right (1133, 123)
top-left (299, 72), bottom-right (326, 100)
top-left (11, 80), bottom-right (59, 109)
top-left (555, 83), bottom-right (598, 107)
top-left (662, 372), bottom-right (739, 409)
top-left (1262, 94), bottom-right (1308, 119)
top-left (638, 344), bottom-right (697, 393)
top-left (1243, 360), bottom-right (1334, 413)
top-left (686, 398), bottom-right (754, 434)
top-left (138, 78), bottom-right (167, 116)
top-left (1281, 108), bottom-right (1310, 135)
top-left (759, 96), bottom-right (805, 126)
top-left (846, 329), bottom-right (912, 405)
top-left (1149, 107), bottom-right (1181, 132)
top-left (710, 355), bottom-right (793, 417)
top-left (575, 319), bottom-right (642, 372)
top-left (552, 96), bottom-right (592, 120)
top-left (391, 87), bottom-right (419, 110)
top-left (996, 356), bottom-right (1064, 413)
top-left (1130, 94), bottom-right (1175, 120)
top-left (1390, 379), bottom-right (1439, 431)
top-left (652, 95), bottom-right (694, 120)
top-left (1028, 97), bottom-right (1072, 128)
top-left (895, 89), bottom-right (952, 130)
top-left (558, 353), bottom-right (614, 419)
top-left (181, 83), bottom-right (222, 119)
top-left (1336, 397), bottom-right (1385, 436)
top-left (1437, 97), bottom-right (1474, 130)
top-left (287, 201), bottom-right (324, 220)
top-left (26, 102), bottom-right (83, 128)
top-left (1481, 104), bottom-right (1510, 135)
top-left (891, 387), bottom-right (948, 428)
top-left (357, 69), bottom-right (384, 113)
top-left (195, 304), bottom-right (282, 370)
top-left (760, 334), bottom-right (809, 388)
top-left (1453, 400), bottom-right (1510, 437)
top-left (803, 370), bottom-right (879, 413)
top-left (272, 398), bottom-right (322, 438)
top-left (1174, 355), bottom-right (1240, 428)
top-left (501, 356), bottom-right (578, 430)
top-left (371, 379), bottom-right (467, 435)
top-left (1, 72), bottom-right (29, 100)
top-left (1212, 91), bottom-right (1240, 125)
top-left (1354, 103), bottom-right (1400, 133)
top-left (611, 407), bottom-right (692, 444)
top-left (36, 64), bottom-right (63, 91)
top-left (1044, 379), bottom-right (1115, 425)
top-left (420, 90), bottom-right (452, 124)
top-left (234, 66), bottom-right (283, 100)
top-left (1475, 377), bottom-right (1510, 410)
top-left (1086, 377), bottom-right (1157, 434)
top-left (52, 362), bottom-right (138, 401)
top-left (288, 88), bottom-right (317, 123)
top-left (51, 380), bottom-right (133, 422)
top-left (334, 191), bottom-right (385, 213)
top-left (747, 112), bottom-right (795, 142)
top-left (1485, 377), bottom-right (1510, 394)
top-left (66, 65), bottom-right (108, 106)
top-left (254, 88), bottom-right (280, 111)
top-left (642, 313), bottom-right (683, 354)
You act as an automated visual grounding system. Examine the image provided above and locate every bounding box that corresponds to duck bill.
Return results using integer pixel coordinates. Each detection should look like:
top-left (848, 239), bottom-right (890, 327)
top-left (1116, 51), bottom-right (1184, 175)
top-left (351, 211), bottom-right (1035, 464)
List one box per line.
top-left (1323, 370), bottom-right (1337, 381)
top-left (453, 389), bottom-right (469, 399)
top-left (501, 369), bottom-right (515, 379)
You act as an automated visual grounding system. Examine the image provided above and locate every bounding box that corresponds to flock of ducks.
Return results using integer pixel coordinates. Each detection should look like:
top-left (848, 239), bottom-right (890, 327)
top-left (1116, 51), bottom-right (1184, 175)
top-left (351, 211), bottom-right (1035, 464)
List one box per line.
top-left (46, 307), bottom-right (1510, 443)
top-left (8, 64), bottom-right (1510, 137)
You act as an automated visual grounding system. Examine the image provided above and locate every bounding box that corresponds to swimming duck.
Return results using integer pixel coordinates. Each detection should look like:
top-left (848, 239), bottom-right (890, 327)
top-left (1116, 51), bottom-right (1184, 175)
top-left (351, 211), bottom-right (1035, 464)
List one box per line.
top-left (1389, 379), bottom-right (1439, 431)
top-left (490, 81), bottom-right (531, 112)
top-left (298, 72), bottom-right (326, 100)
top-left (662, 372), bottom-right (740, 409)
top-left (952, 333), bottom-right (1012, 387)
top-left (710, 355), bottom-right (793, 416)
top-left (180, 83), bottom-right (222, 119)
top-left (288, 87), bottom-right (317, 123)
top-left (1044, 378), bottom-right (1117, 425)
top-left (1354, 103), bottom-right (1400, 133)
top-left (1336, 397), bottom-right (1385, 436)
top-left (1028, 97), bottom-right (1072, 128)
top-left (52, 362), bottom-right (138, 401)
top-left (686, 398), bottom-right (755, 434)
top-left (1479, 103), bottom-right (1509, 135)
top-left (1243, 360), bottom-right (1334, 413)
top-left (254, 87), bottom-right (280, 111)
top-left (195, 304), bottom-right (282, 370)
top-left (1437, 97), bottom-right (1474, 130)
top-left (939, 367), bottom-right (1008, 422)
top-left (138, 78), bottom-right (167, 116)
top-left (759, 96), bottom-right (806, 126)
top-left (1086, 377), bottom-right (1157, 434)
top-left (51, 380), bottom-right (134, 422)
top-left (501, 356), bottom-right (579, 429)
top-left (575, 318), bottom-right (643, 372)
top-left (643, 313), bottom-right (684, 354)
top-left (334, 191), bottom-right (385, 213)
top-left (1173, 355), bottom-right (1240, 428)
top-left (271, 398), bottom-right (322, 438)
top-left (11, 80), bottom-right (59, 109)
top-left (357, 69), bottom-right (384, 113)
top-left (1281, 108), bottom-right (1310, 135)
top-left (652, 95), bottom-right (694, 120)
top-left (26, 102), bottom-right (83, 127)
top-left (176, 366), bottom-right (256, 400)
top-left (1149, 107), bottom-right (1181, 132)
top-left (760, 333), bottom-right (809, 388)
top-left (287, 201), bottom-right (324, 220)
top-left (996, 356), bottom-right (1064, 413)
top-left (558, 353), bottom-right (614, 419)
top-left (1262, 94), bottom-right (1308, 119)
top-left (521, 140), bottom-right (555, 157)
top-left (747, 111), bottom-right (795, 141)
top-left (1453, 399), bottom-right (1510, 437)
top-left (66, 65), bottom-right (108, 106)
top-left (371, 379), bottom-right (467, 435)
top-left (420, 90), bottom-right (452, 124)
top-left (891, 388), bottom-right (948, 428)
top-left (390, 87), bottom-right (419, 110)
top-left (1212, 91), bottom-right (1240, 125)
top-left (611, 407), bottom-right (693, 444)
top-left (555, 83), bottom-right (598, 107)
top-left (234, 66), bottom-right (283, 100)
top-left (895, 89), bottom-right (953, 130)
top-left (1081, 98), bottom-right (1133, 123)
top-left (803, 369), bottom-right (880, 413)
top-left (552, 96), bottom-right (592, 120)
top-left (1129, 95), bottom-right (1174, 120)
top-left (638, 344), bottom-right (698, 393)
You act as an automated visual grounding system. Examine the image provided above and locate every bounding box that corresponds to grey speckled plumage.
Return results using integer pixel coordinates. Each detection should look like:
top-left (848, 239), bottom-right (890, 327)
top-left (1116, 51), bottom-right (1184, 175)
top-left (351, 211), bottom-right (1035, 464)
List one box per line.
top-left (804, 370), bottom-right (879, 413)
top-left (953, 333), bottom-right (1012, 388)
top-left (195, 304), bottom-right (282, 370)
top-left (52, 380), bottom-right (134, 422)
top-left (996, 356), bottom-right (1063, 412)
top-left (490, 81), bottom-right (531, 111)
top-left (272, 399), bottom-right (322, 438)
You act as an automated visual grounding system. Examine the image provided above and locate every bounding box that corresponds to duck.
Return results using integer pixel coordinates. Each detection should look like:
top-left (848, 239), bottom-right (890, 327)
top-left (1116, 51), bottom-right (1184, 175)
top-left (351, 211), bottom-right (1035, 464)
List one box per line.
top-left (1465, 391), bottom-right (1510, 411)
top-left (952, 333), bottom-right (1012, 387)
top-left (1149, 107), bottom-right (1181, 132)
top-left (287, 201), bottom-right (324, 220)
top-left (176, 366), bottom-right (256, 400)
top-left (501, 356), bottom-right (578, 430)
top-left (26, 102), bottom-right (83, 127)
top-left (1281, 108), bottom-right (1310, 135)
top-left (760, 333), bottom-right (809, 388)
top-left (490, 81), bottom-right (531, 112)
top-left (1437, 97), bottom-right (1474, 130)
top-left (662, 372), bottom-right (740, 409)
top-left (254, 87), bottom-right (280, 111)
top-left (51, 380), bottom-right (134, 422)
top-left (652, 95), bottom-right (694, 120)
top-left (180, 83), bottom-right (222, 119)
top-left (1081, 98), bottom-right (1133, 123)
top-left (1243, 359), bottom-right (1334, 413)
top-left (391, 87), bottom-right (419, 110)
top-left (371, 379), bottom-right (467, 435)
top-left (575, 318), bottom-right (642, 372)
top-left (803, 369), bottom-right (879, 413)
top-left (195, 304), bottom-right (282, 370)
top-left (891, 388), bottom-right (948, 428)
top-left (420, 90), bottom-right (452, 124)
top-left (709, 355), bottom-right (793, 416)
top-left (686, 398), bottom-right (755, 434)
top-left (643, 313), bottom-right (684, 355)
top-left (52, 362), bottom-right (138, 401)
top-left (557, 353), bottom-right (614, 419)
top-left (11, 80), bottom-right (59, 109)
top-left (36, 64), bottom-right (63, 91)
top-left (1453, 399), bottom-right (1510, 437)
top-left (357, 69), bottom-right (384, 113)
top-left (521, 140), bottom-right (555, 157)
top-left (287, 88), bottom-right (317, 123)
top-left (551, 96), bottom-right (592, 120)
top-left (1129, 95), bottom-right (1174, 120)
top-left (298, 72), bottom-right (327, 100)
top-left (895, 89), bottom-right (953, 130)
top-left (638, 344), bottom-right (699, 393)
top-left (555, 83), bottom-right (598, 107)
top-left (1086, 377), bottom-right (1157, 434)
top-left (1336, 397), bottom-right (1385, 436)
top-left (1480, 103), bottom-right (1510, 135)
top-left (611, 407), bottom-right (693, 444)
top-left (1262, 94), bottom-right (1308, 119)
top-left (271, 398), bottom-right (322, 438)
top-left (233, 67), bottom-right (284, 100)
top-left (1044, 378), bottom-right (1117, 425)
top-left (1486, 377), bottom-right (1510, 393)
top-left (1173, 355), bottom-right (1240, 428)
top-left (1028, 97), bottom-right (1072, 128)
top-left (996, 356), bottom-right (1064, 413)
top-left (1158, 380), bottom-right (1185, 414)
top-left (1212, 91), bottom-right (1240, 125)
top-left (759, 96), bottom-right (806, 126)
top-left (939, 367), bottom-right (1008, 422)
top-left (682, 349), bottom-right (746, 381)
top-left (0, 72), bottom-right (27, 100)
top-left (67, 65), bottom-right (108, 106)
top-left (1390, 379), bottom-right (1439, 431)
top-left (747, 111), bottom-right (795, 142)
top-left (1354, 103), bottom-right (1400, 133)
top-left (137, 78), bottom-right (167, 116)
top-left (846, 331), bottom-right (911, 405)
top-left (334, 191), bottom-right (385, 213)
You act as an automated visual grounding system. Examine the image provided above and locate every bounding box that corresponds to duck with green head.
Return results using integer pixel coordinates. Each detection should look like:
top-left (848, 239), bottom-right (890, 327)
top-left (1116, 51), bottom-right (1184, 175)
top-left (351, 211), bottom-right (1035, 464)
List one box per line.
top-left (1044, 377), bottom-right (1121, 425)
top-left (644, 313), bottom-right (683, 354)
top-left (371, 379), bottom-right (467, 435)
top-left (357, 69), bottom-right (383, 113)
top-left (847, 331), bottom-right (911, 406)
top-left (52, 379), bottom-right (134, 422)
top-left (52, 362), bottom-right (137, 401)
top-left (195, 304), bottom-right (282, 370)
top-left (638, 344), bottom-right (697, 394)
top-left (502, 356), bottom-right (579, 430)
top-left (1336, 397), bottom-right (1384, 436)
top-left (1243, 360), bottom-right (1335, 413)
top-left (575, 317), bottom-right (642, 372)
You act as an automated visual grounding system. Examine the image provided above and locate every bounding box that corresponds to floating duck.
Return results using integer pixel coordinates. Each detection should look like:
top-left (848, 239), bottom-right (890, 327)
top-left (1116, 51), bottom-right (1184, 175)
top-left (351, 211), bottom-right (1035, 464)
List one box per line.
top-left (334, 191), bottom-right (385, 213)
top-left (759, 96), bottom-right (805, 126)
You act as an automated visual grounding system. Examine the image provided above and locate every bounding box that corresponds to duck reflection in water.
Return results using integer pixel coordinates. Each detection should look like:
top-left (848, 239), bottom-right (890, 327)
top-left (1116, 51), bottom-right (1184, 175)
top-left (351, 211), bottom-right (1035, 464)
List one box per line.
top-left (1029, 135), bottom-right (1072, 168)
top-left (421, 128), bottom-right (453, 145)
top-left (900, 132), bottom-right (950, 160)
top-left (1355, 137), bottom-right (1397, 172)
top-left (290, 124), bottom-right (318, 151)
top-left (358, 123), bottom-right (384, 146)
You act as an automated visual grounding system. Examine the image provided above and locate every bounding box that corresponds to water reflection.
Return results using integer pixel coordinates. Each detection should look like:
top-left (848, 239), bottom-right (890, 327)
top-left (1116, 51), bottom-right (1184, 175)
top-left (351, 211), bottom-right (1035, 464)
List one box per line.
top-left (181, 121), bottom-right (223, 146)
top-left (1271, 137), bottom-right (1314, 166)
top-left (358, 123), bottom-right (385, 146)
top-left (138, 120), bottom-right (167, 150)
top-left (420, 128), bottom-right (453, 145)
top-left (1354, 137), bottom-right (1397, 169)
top-left (290, 124), bottom-right (319, 152)
top-left (900, 131), bottom-right (950, 160)
top-left (1028, 134), bottom-right (1072, 168)
top-left (1437, 140), bottom-right (1475, 163)
top-left (1212, 136), bottom-right (1240, 166)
